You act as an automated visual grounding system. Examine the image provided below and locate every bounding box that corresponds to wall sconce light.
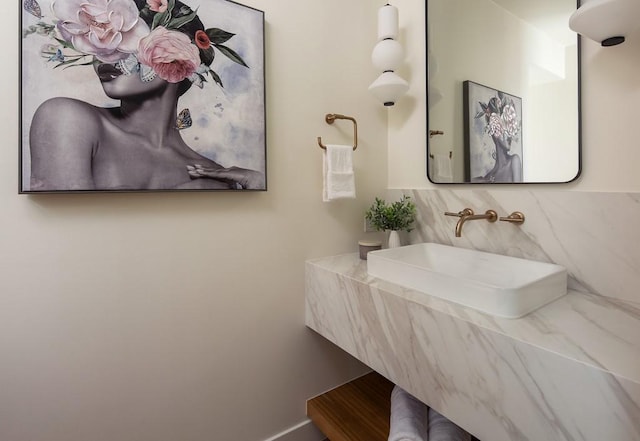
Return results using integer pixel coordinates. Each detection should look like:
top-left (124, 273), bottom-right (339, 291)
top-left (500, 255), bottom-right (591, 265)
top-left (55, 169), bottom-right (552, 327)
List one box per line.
top-left (368, 3), bottom-right (408, 106)
top-left (569, 0), bottom-right (640, 46)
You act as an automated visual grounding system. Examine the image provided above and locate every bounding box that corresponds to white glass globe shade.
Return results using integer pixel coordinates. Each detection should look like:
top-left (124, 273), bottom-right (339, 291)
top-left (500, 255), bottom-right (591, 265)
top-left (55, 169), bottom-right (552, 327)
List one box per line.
top-left (368, 71), bottom-right (409, 106)
top-left (569, 0), bottom-right (640, 46)
top-left (371, 39), bottom-right (404, 72)
top-left (377, 4), bottom-right (399, 40)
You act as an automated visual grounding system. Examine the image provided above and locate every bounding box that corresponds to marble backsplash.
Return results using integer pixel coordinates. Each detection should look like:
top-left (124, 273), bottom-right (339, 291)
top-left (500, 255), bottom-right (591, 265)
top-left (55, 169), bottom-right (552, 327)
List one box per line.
top-left (389, 189), bottom-right (640, 307)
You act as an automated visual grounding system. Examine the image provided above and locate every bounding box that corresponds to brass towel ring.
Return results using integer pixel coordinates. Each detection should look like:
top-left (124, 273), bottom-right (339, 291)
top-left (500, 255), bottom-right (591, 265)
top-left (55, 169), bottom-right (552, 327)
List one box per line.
top-left (317, 113), bottom-right (358, 151)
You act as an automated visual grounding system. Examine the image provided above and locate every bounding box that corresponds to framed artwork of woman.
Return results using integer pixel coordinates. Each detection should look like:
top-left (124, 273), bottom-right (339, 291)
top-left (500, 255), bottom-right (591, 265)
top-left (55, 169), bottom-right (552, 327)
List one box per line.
top-left (20, 0), bottom-right (266, 193)
top-left (463, 80), bottom-right (523, 184)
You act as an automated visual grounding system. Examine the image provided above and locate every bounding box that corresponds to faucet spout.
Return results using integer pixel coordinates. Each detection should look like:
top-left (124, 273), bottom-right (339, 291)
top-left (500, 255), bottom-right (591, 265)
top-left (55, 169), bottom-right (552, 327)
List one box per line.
top-left (445, 208), bottom-right (498, 237)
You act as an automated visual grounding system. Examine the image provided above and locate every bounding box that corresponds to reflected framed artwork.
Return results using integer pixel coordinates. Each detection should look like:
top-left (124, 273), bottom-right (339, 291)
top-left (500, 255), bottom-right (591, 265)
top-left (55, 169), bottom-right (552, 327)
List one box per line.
top-left (463, 80), bottom-right (523, 183)
top-left (20, 0), bottom-right (266, 193)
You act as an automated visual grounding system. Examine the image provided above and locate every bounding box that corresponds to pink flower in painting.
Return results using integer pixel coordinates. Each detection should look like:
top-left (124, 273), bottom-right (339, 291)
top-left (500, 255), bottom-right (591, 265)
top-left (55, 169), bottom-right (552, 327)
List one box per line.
top-left (137, 27), bottom-right (201, 83)
top-left (147, 0), bottom-right (168, 13)
top-left (52, 0), bottom-right (150, 63)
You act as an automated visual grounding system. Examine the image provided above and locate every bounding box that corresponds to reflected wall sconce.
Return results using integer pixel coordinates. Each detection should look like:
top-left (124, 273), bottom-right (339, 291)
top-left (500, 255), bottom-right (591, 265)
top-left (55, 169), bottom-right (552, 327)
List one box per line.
top-left (569, 0), bottom-right (640, 46)
top-left (368, 3), bottom-right (409, 106)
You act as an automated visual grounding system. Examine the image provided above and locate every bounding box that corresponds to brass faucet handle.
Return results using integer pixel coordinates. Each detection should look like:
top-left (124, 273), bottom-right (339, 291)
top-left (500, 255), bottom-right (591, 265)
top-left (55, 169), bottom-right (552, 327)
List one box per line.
top-left (484, 209), bottom-right (498, 222)
top-left (499, 211), bottom-right (525, 224)
top-left (444, 208), bottom-right (474, 217)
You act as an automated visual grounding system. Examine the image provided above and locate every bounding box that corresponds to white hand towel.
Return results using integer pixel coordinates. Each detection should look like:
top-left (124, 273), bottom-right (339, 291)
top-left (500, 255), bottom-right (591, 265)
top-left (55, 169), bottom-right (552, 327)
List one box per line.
top-left (388, 385), bottom-right (429, 441)
top-left (430, 153), bottom-right (453, 182)
top-left (323, 144), bottom-right (356, 201)
top-left (427, 408), bottom-right (471, 441)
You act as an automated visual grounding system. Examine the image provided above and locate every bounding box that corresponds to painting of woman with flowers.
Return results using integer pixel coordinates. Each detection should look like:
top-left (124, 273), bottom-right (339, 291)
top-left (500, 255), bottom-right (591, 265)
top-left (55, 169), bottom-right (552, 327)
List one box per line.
top-left (20, 0), bottom-right (265, 192)
top-left (463, 80), bottom-right (523, 183)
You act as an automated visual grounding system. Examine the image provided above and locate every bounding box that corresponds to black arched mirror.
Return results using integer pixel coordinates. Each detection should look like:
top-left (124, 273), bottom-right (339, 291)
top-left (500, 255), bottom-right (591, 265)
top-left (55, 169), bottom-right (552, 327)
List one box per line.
top-left (427, 0), bottom-right (581, 183)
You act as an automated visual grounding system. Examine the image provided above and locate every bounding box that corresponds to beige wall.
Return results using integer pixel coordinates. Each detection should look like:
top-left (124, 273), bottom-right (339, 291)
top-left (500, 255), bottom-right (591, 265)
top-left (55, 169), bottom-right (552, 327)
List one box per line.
top-left (390, 0), bottom-right (640, 191)
top-left (6, 1), bottom-right (635, 440)
top-left (1, 1), bottom-right (388, 440)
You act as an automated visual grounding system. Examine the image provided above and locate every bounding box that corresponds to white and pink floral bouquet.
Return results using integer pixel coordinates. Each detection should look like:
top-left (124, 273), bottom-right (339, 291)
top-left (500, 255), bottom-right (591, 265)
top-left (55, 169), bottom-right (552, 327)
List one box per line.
top-left (474, 92), bottom-right (521, 147)
top-left (23, 0), bottom-right (248, 88)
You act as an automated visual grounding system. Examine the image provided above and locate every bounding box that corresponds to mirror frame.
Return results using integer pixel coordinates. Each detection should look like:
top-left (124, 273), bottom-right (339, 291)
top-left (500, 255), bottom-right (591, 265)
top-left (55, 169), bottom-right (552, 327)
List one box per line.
top-left (426, 0), bottom-right (582, 184)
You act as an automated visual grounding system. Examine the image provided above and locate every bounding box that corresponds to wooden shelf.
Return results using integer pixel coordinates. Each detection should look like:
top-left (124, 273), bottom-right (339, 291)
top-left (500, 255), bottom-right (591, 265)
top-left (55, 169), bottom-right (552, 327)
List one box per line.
top-left (306, 371), bottom-right (394, 441)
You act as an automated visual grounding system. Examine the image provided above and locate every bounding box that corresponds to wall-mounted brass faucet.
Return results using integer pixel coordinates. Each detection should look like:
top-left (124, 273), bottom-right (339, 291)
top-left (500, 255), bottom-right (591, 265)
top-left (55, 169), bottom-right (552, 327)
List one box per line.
top-left (444, 208), bottom-right (498, 237)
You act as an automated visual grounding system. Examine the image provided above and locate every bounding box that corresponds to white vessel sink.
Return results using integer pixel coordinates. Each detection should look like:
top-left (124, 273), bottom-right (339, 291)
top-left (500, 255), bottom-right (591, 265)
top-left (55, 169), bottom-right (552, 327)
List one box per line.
top-left (367, 243), bottom-right (567, 318)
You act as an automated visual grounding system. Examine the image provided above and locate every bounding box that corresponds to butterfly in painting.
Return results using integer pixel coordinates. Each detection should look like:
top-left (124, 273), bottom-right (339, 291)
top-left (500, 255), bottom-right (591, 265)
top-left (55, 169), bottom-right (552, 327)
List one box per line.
top-left (139, 64), bottom-right (156, 83)
top-left (116, 55), bottom-right (157, 83)
top-left (117, 56), bottom-right (138, 76)
top-left (23, 0), bottom-right (42, 18)
top-left (48, 49), bottom-right (64, 63)
top-left (176, 108), bottom-right (192, 130)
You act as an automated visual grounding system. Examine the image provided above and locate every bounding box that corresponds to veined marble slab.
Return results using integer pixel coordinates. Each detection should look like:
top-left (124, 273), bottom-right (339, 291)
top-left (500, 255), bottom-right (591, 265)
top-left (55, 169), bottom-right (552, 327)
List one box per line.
top-left (305, 254), bottom-right (640, 441)
top-left (394, 189), bottom-right (640, 307)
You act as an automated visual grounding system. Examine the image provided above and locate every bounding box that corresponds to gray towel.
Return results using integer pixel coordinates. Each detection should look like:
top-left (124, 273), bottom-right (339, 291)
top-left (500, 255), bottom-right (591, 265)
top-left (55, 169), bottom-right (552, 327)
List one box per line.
top-left (427, 408), bottom-right (472, 441)
top-left (388, 385), bottom-right (429, 441)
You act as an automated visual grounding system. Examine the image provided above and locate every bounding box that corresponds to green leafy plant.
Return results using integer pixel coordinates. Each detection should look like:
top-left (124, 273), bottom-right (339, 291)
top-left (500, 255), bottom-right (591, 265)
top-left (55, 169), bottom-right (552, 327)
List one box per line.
top-left (365, 195), bottom-right (416, 232)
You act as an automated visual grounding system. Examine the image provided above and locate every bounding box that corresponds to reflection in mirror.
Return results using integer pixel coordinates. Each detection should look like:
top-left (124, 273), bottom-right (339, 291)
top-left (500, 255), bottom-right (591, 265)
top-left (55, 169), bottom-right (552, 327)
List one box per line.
top-left (427, 0), bottom-right (581, 183)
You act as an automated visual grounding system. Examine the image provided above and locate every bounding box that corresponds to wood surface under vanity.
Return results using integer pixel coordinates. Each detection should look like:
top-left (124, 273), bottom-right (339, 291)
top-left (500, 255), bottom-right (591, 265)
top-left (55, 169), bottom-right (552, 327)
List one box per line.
top-left (307, 371), bottom-right (393, 441)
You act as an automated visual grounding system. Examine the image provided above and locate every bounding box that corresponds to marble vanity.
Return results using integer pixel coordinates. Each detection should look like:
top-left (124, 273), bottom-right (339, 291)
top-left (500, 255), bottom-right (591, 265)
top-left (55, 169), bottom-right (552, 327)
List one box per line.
top-left (305, 252), bottom-right (640, 441)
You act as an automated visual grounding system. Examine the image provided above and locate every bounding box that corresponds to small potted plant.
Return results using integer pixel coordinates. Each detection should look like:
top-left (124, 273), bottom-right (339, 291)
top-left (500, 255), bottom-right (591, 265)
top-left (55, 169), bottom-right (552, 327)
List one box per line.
top-left (365, 195), bottom-right (416, 248)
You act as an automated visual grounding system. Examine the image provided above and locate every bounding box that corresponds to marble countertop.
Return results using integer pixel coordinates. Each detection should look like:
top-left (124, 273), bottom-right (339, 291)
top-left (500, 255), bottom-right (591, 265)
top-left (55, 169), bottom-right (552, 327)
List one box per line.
top-left (305, 253), bottom-right (640, 441)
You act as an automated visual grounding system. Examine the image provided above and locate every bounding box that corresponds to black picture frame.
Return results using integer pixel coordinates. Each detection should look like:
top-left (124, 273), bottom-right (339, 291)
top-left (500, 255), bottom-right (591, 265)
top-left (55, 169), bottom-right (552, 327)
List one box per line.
top-left (20, 0), bottom-right (266, 193)
top-left (463, 80), bottom-right (523, 183)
